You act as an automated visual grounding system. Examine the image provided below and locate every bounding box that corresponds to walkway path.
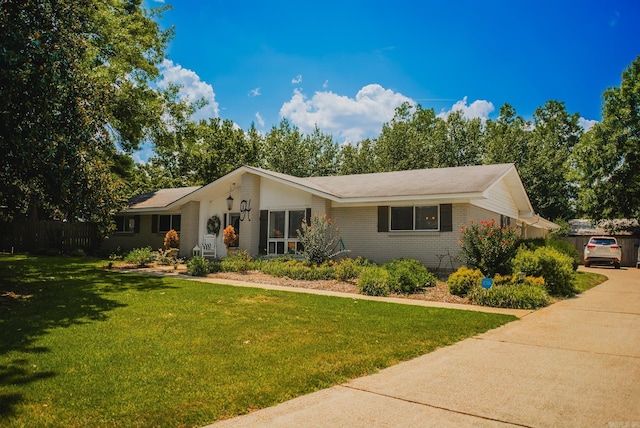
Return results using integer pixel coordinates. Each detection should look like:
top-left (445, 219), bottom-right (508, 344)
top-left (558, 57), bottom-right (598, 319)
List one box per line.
top-left (209, 267), bottom-right (640, 427)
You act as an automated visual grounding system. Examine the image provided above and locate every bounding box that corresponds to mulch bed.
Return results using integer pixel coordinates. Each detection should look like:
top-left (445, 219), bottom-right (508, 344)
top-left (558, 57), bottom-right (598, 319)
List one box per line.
top-left (113, 263), bottom-right (470, 305)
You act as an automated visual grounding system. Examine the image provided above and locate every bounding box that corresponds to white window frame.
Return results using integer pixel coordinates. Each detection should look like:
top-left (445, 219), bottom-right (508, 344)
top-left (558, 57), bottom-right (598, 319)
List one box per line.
top-left (267, 209), bottom-right (306, 255)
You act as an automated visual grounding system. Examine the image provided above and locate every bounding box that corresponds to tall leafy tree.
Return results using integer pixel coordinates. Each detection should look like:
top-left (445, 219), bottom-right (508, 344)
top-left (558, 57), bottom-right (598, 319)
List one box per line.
top-left (0, 0), bottom-right (172, 234)
top-left (304, 126), bottom-right (340, 176)
top-left (261, 119), bottom-right (311, 177)
top-left (482, 104), bottom-right (530, 165)
top-left (374, 103), bottom-right (439, 171)
top-left (523, 100), bottom-right (581, 220)
top-left (572, 56), bottom-right (640, 221)
top-left (338, 139), bottom-right (378, 175)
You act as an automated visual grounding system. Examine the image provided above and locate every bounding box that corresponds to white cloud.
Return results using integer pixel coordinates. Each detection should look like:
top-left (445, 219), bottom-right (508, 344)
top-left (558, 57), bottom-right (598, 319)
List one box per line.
top-left (158, 59), bottom-right (219, 121)
top-left (579, 117), bottom-right (598, 132)
top-left (249, 87), bottom-right (261, 97)
top-left (437, 96), bottom-right (495, 122)
top-left (291, 74), bottom-right (303, 84)
top-left (322, 80), bottom-right (329, 89)
top-left (280, 84), bottom-right (414, 143)
top-left (255, 112), bottom-right (265, 127)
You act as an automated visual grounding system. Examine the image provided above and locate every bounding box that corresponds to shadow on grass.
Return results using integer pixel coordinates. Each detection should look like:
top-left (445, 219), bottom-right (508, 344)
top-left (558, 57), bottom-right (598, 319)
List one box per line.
top-left (0, 255), bottom-right (177, 418)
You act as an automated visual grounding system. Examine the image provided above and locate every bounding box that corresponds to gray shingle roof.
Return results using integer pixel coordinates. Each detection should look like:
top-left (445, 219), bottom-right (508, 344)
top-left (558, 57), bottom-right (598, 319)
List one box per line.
top-left (246, 163), bottom-right (515, 200)
top-left (126, 186), bottom-right (201, 210)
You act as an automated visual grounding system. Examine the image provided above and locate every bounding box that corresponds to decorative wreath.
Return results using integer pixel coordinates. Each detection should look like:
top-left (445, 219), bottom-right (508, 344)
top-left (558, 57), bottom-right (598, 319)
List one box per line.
top-left (207, 215), bottom-right (221, 235)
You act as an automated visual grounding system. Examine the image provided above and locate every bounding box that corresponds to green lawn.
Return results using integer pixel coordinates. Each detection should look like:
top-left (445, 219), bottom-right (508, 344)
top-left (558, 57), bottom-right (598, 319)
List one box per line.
top-left (1, 255), bottom-right (515, 427)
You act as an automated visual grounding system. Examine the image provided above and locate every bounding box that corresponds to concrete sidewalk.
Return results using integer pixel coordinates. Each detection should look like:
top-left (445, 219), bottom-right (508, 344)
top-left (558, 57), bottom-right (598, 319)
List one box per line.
top-left (210, 267), bottom-right (640, 427)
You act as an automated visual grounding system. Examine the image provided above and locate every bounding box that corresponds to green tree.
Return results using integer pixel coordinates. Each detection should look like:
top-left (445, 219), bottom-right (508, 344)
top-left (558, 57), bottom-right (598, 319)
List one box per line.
top-left (262, 119), bottom-right (311, 177)
top-left (304, 126), bottom-right (340, 176)
top-left (522, 100), bottom-right (581, 220)
top-left (572, 56), bottom-right (640, 221)
top-left (0, 0), bottom-right (171, 235)
top-left (374, 103), bottom-right (440, 171)
top-left (482, 104), bottom-right (530, 165)
top-left (338, 139), bottom-right (377, 175)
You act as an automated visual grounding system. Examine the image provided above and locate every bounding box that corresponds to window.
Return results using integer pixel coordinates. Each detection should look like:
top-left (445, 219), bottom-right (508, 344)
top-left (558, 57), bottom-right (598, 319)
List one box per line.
top-left (390, 206), bottom-right (439, 231)
top-left (500, 215), bottom-right (511, 228)
top-left (267, 209), bottom-right (306, 255)
top-left (153, 214), bottom-right (181, 233)
top-left (115, 216), bottom-right (136, 233)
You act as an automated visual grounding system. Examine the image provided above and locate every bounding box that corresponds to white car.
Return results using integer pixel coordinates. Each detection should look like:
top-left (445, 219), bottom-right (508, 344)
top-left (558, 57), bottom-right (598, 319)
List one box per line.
top-left (584, 236), bottom-right (621, 269)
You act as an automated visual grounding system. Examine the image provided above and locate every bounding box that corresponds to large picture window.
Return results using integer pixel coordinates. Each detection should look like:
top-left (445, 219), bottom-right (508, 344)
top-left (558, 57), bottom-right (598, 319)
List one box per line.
top-left (390, 206), bottom-right (439, 231)
top-left (267, 209), bottom-right (306, 255)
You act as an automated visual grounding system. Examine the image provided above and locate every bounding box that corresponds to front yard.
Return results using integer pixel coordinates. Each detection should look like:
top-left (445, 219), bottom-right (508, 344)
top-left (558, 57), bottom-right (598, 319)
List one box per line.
top-left (1, 255), bottom-right (516, 427)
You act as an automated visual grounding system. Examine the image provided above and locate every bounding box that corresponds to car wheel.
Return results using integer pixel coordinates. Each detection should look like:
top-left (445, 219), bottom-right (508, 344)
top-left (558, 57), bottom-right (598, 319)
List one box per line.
top-left (584, 261), bottom-right (590, 268)
top-left (614, 262), bottom-right (621, 269)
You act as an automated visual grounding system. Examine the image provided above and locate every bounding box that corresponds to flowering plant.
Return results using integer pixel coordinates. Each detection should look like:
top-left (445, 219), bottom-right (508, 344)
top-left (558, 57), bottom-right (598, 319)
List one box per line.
top-left (223, 225), bottom-right (238, 248)
top-left (296, 214), bottom-right (349, 264)
top-left (458, 219), bottom-right (520, 277)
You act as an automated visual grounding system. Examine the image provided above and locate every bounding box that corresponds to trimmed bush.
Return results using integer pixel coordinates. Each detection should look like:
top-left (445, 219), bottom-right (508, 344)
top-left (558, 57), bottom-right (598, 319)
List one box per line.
top-left (220, 251), bottom-right (253, 274)
top-left (124, 247), bottom-right (156, 267)
top-left (186, 256), bottom-right (211, 277)
top-left (358, 266), bottom-right (390, 296)
top-left (447, 267), bottom-right (483, 297)
top-left (383, 259), bottom-right (436, 294)
top-left (469, 283), bottom-right (550, 309)
top-left (334, 258), bottom-right (361, 281)
top-left (512, 246), bottom-right (576, 296)
top-left (258, 258), bottom-right (335, 280)
top-left (520, 238), bottom-right (580, 270)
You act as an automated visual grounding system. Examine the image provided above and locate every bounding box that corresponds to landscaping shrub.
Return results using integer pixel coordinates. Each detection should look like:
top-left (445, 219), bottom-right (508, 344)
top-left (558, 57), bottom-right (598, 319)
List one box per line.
top-left (469, 283), bottom-right (550, 309)
top-left (220, 251), bottom-right (253, 274)
top-left (520, 238), bottom-right (580, 270)
top-left (512, 246), bottom-right (576, 296)
top-left (297, 214), bottom-right (349, 264)
top-left (186, 256), bottom-right (211, 276)
top-left (163, 229), bottom-right (179, 249)
top-left (492, 273), bottom-right (546, 288)
top-left (258, 258), bottom-right (336, 280)
top-left (459, 219), bottom-right (521, 277)
top-left (358, 266), bottom-right (390, 296)
top-left (383, 259), bottom-right (436, 294)
top-left (334, 258), bottom-right (361, 281)
top-left (447, 267), bottom-right (483, 297)
top-left (124, 247), bottom-right (156, 267)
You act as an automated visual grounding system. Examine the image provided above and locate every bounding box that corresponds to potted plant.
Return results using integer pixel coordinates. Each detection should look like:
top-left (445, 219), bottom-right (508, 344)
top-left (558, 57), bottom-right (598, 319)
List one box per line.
top-left (163, 229), bottom-right (180, 258)
top-left (223, 225), bottom-right (238, 254)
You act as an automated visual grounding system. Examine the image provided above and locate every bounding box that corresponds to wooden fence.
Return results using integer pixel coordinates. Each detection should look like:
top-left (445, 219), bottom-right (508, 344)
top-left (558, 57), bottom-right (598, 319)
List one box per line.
top-left (561, 236), bottom-right (640, 267)
top-left (0, 221), bottom-right (99, 254)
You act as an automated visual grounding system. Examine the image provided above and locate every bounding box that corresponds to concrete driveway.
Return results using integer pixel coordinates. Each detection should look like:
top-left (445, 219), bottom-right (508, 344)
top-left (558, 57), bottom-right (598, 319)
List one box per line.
top-left (210, 267), bottom-right (640, 427)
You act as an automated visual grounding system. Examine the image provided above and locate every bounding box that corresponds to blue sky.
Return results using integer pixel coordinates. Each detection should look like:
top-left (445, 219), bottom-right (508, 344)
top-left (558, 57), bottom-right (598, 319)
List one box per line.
top-left (145, 0), bottom-right (639, 159)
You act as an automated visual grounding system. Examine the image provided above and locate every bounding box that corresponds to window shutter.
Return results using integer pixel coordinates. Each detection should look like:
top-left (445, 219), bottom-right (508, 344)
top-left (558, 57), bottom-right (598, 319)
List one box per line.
top-left (305, 208), bottom-right (311, 224)
top-left (440, 204), bottom-right (453, 232)
top-left (224, 213), bottom-right (228, 228)
top-left (151, 215), bottom-right (158, 233)
top-left (259, 210), bottom-right (268, 255)
top-left (377, 206), bottom-right (389, 232)
top-left (134, 215), bottom-right (140, 233)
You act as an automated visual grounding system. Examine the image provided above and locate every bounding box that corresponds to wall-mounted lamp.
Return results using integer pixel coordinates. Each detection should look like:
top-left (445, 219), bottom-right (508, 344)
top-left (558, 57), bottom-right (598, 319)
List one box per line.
top-left (226, 195), bottom-right (234, 211)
